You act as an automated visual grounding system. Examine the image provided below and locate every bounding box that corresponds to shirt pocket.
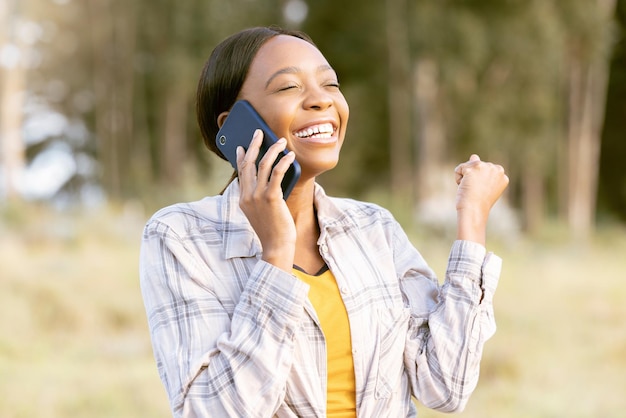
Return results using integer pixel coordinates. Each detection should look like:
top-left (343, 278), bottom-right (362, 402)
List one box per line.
top-left (374, 307), bottom-right (410, 399)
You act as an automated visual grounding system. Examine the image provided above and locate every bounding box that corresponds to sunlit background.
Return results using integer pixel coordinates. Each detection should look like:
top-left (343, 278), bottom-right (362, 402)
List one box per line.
top-left (1, 0), bottom-right (625, 417)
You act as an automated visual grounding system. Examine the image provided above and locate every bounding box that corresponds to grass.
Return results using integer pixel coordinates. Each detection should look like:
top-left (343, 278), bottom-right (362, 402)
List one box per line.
top-left (1, 202), bottom-right (625, 417)
top-left (414, 226), bottom-right (626, 418)
top-left (0, 203), bottom-right (171, 418)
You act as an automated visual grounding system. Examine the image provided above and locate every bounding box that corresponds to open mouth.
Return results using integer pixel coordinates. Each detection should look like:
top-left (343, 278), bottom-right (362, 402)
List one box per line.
top-left (293, 123), bottom-right (336, 139)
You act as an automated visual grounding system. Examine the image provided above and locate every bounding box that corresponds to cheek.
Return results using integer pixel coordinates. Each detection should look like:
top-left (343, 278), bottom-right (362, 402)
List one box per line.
top-left (255, 105), bottom-right (292, 137)
top-left (340, 107), bottom-right (349, 138)
top-left (337, 96), bottom-right (350, 125)
top-left (266, 116), bottom-right (292, 139)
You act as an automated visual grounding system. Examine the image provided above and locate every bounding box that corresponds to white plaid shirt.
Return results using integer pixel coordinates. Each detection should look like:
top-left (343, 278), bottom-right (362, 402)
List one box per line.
top-left (140, 180), bottom-right (501, 418)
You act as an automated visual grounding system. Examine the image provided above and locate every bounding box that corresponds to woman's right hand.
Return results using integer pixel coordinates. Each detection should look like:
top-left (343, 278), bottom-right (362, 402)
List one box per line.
top-left (237, 129), bottom-right (297, 272)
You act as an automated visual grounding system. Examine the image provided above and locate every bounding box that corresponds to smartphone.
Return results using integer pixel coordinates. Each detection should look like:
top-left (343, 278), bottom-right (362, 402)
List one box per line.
top-left (216, 100), bottom-right (301, 199)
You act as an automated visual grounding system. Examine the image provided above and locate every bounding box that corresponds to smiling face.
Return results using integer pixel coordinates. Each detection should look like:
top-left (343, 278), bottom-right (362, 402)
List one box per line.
top-left (235, 35), bottom-right (349, 180)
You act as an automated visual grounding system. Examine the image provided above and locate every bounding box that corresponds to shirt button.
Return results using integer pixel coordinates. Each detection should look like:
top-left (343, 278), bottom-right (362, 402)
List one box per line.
top-left (320, 243), bottom-right (328, 253)
top-left (340, 286), bottom-right (349, 295)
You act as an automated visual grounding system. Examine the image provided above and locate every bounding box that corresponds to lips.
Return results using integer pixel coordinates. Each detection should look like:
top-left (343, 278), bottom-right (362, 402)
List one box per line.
top-left (293, 123), bottom-right (336, 139)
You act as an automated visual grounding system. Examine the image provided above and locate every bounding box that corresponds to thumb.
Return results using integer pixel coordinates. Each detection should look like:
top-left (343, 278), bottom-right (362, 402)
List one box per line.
top-left (469, 154), bottom-right (481, 162)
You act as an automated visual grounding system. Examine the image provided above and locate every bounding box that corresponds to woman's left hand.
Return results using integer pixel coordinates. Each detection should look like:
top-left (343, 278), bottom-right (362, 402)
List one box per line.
top-left (454, 154), bottom-right (509, 245)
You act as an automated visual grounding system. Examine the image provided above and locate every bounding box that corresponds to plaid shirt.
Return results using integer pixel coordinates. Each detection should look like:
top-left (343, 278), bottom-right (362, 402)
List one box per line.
top-left (140, 181), bottom-right (501, 418)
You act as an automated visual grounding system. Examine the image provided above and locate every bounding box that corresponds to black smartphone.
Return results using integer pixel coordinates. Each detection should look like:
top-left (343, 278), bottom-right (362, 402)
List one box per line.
top-left (216, 100), bottom-right (301, 199)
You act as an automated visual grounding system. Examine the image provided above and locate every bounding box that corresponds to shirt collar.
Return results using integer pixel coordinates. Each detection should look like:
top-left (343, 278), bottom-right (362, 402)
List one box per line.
top-left (313, 183), bottom-right (353, 238)
top-left (220, 180), bottom-right (261, 259)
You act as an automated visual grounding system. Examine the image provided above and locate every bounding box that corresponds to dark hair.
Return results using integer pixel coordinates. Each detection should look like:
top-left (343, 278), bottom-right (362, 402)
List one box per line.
top-left (196, 26), bottom-right (315, 160)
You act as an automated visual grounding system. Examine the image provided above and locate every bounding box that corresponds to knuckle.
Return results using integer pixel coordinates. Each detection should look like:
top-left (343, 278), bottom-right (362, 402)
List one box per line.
top-left (272, 163), bottom-right (288, 175)
top-left (258, 160), bottom-right (270, 171)
top-left (238, 160), bottom-right (252, 171)
top-left (239, 197), bottom-right (251, 210)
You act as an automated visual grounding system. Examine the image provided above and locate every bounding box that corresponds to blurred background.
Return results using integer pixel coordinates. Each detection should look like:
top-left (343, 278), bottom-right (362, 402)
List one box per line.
top-left (1, 0), bottom-right (625, 417)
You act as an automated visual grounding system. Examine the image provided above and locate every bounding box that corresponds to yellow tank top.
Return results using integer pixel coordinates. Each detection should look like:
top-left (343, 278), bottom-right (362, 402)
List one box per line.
top-left (293, 266), bottom-right (357, 417)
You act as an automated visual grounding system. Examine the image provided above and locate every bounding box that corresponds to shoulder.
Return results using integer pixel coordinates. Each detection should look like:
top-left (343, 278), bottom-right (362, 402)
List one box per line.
top-left (332, 196), bottom-right (393, 218)
top-left (143, 195), bottom-right (223, 240)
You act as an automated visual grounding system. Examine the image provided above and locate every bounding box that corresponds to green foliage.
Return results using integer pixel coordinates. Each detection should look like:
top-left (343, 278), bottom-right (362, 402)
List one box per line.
top-left (410, 1), bottom-right (564, 164)
top-left (6, 0), bottom-right (626, 225)
top-left (302, 1), bottom-right (391, 195)
top-left (598, 0), bottom-right (626, 222)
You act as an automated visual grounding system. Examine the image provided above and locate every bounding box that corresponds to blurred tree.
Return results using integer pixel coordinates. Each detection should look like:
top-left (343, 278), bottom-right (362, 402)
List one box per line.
top-left (87, 0), bottom-right (286, 199)
top-left (5, 0), bottom-right (625, 233)
top-left (557, 0), bottom-right (617, 238)
top-left (0, 0), bottom-right (27, 201)
top-left (407, 1), bottom-right (563, 233)
top-left (386, 0), bottom-right (413, 205)
top-left (403, 0), bottom-right (619, 236)
top-left (302, 1), bottom-right (390, 196)
top-left (598, 0), bottom-right (626, 223)
top-left (85, 0), bottom-right (136, 199)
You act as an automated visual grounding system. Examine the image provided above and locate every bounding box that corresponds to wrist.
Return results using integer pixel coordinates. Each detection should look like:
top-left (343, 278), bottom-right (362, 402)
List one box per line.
top-left (456, 207), bottom-right (488, 246)
top-left (262, 245), bottom-right (295, 273)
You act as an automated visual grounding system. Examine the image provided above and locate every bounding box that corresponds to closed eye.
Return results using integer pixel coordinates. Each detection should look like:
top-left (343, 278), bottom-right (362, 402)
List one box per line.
top-left (277, 84), bottom-right (299, 92)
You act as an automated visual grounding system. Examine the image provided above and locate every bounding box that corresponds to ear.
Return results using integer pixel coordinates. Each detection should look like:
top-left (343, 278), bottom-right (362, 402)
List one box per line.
top-left (217, 111), bottom-right (229, 129)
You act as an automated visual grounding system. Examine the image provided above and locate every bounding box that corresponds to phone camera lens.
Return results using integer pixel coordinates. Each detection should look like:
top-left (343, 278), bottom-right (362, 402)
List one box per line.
top-left (219, 135), bottom-right (226, 145)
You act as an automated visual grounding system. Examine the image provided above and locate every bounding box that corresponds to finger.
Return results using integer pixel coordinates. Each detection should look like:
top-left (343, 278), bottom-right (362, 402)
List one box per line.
top-left (455, 154), bottom-right (483, 185)
top-left (256, 137), bottom-right (288, 187)
top-left (267, 151), bottom-right (296, 195)
top-left (455, 171), bottom-right (463, 185)
top-left (455, 153), bottom-right (480, 173)
top-left (237, 130), bottom-right (264, 195)
top-left (237, 129), bottom-right (262, 174)
top-left (244, 129), bottom-right (263, 165)
top-left (454, 161), bottom-right (466, 185)
top-left (236, 145), bottom-right (245, 166)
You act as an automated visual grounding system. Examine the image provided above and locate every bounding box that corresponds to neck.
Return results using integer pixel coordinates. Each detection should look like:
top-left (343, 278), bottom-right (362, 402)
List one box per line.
top-left (285, 178), bottom-right (317, 225)
top-left (285, 179), bottom-right (325, 274)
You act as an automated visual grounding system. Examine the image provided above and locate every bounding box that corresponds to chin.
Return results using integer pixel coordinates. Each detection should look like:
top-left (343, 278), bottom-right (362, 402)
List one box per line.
top-left (317, 160), bottom-right (340, 177)
top-left (299, 159), bottom-right (339, 179)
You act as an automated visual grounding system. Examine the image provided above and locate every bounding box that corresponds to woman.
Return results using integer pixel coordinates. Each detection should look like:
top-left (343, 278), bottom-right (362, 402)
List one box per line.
top-left (140, 26), bottom-right (509, 418)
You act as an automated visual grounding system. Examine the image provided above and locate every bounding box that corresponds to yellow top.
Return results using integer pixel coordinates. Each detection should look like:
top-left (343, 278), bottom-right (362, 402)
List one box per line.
top-left (293, 266), bottom-right (357, 418)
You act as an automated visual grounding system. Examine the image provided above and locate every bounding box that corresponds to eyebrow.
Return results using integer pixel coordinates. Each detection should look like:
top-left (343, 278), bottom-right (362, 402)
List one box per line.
top-left (265, 64), bottom-right (335, 89)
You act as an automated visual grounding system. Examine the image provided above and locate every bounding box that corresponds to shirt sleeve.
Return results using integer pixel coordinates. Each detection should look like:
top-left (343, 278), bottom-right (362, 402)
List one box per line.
top-left (394, 223), bottom-right (502, 412)
top-left (139, 217), bottom-right (309, 418)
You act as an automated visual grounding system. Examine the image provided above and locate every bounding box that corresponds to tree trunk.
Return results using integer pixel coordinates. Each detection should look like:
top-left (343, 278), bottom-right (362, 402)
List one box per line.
top-left (522, 165), bottom-right (544, 234)
top-left (87, 0), bottom-right (135, 200)
top-left (565, 0), bottom-right (616, 239)
top-left (414, 58), bottom-right (446, 202)
top-left (0, 0), bottom-right (26, 201)
top-left (112, 1), bottom-right (136, 196)
top-left (161, 83), bottom-right (188, 185)
top-left (385, 0), bottom-right (413, 204)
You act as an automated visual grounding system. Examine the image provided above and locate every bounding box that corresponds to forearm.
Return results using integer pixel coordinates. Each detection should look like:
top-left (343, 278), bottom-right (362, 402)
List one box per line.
top-left (143, 249), bottom-right (308, 417)
top-left (407, 241), bottom-right (501, 412)
top-left (187, 263), bottom-right (307, 415)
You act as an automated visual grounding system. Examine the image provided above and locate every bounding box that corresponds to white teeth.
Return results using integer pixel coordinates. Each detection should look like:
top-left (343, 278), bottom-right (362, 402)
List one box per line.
top-left (295, 123), bottom-right (334, 138)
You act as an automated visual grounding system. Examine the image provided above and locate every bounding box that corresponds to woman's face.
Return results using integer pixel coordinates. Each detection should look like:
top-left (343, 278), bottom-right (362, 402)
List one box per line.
top-left (236, 35), bottom-right (349, 179)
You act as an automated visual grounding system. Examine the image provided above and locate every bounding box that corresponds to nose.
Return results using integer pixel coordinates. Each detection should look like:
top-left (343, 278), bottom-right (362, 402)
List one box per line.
top-left (303, 85), bottom-right (333, 111)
